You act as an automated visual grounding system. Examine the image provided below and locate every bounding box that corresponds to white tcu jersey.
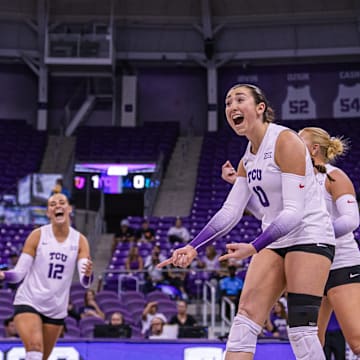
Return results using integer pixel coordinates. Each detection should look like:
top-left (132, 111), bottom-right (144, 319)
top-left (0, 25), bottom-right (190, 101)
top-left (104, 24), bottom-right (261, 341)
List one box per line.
top-left (281, 85), bottom-right (316, 120)
top-left (333, 84), bottom-right (360, 118)
top-left (243, 123), bottom-right (335, 249)
top-left (316, 164), bottom-right (360, 269)
top-left (14, 224), bottom-right (80, 318)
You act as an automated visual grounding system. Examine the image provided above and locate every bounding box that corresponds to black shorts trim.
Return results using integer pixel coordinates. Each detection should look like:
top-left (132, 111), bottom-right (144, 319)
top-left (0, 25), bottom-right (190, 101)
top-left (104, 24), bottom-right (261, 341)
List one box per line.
top-left (13, 305), bottom-right (65, 326)
top-left (324, 265), bottom-right (360, 295)
top-left (269, 243), bottom-right (335, 262)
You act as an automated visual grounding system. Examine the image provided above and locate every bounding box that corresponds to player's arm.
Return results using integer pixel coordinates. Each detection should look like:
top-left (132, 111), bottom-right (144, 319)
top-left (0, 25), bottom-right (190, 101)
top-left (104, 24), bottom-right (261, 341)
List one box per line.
top-left (221, 160), bottom-right (263, 220)
top-left (77, 234), bottom-right (94, 288)
top-left (0, 228), bottom-right (40, 282)
top-left (188, 159), bottom-right (250, 252)
top-left (326, 169), bottom-right (359, 238)
top-left (158, 160), bottom-right (252, 268)
top-left (251, 130), bottom-right (306, 252)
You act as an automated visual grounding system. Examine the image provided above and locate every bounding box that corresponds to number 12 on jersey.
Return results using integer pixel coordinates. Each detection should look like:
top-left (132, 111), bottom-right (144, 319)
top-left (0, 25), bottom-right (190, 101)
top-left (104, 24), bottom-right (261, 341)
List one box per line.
top-left (48, 263), bottom-right (65, 279)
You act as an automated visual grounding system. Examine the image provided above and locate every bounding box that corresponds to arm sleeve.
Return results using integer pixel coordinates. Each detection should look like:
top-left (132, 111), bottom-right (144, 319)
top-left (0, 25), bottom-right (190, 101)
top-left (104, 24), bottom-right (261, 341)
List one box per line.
top-left (245, 195), bottom-right (264, 220)
top-left (251, 173), bottom-right (305, 252)
top-left (3, 253), bottom-right (34, 283)
top-left (77, 258), bottom-right (94, 288)
top-left (333, 194), bottom-right (360, 238)
top-left (189, 176), bottom-right (251, 251)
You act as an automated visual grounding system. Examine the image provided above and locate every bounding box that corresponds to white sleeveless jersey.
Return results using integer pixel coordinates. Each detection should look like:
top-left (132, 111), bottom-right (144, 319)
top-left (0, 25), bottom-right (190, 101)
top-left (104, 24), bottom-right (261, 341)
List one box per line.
top-left (316, 164), bottom-right (360, 269)
top-left (333, 84), bottom-right (360, 118)
top-left (281, 85), bottom-right (316, 120)
top-left (14, 224), bottom-right (80, 318)
top-left (243, 123), bottom-right (335, 249)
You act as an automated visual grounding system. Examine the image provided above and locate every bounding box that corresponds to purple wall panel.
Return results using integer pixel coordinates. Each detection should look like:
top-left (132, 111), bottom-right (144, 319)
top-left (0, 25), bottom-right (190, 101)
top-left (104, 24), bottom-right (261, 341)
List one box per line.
top-left (0, 64), bottom-right (37, 124)
top-left (137, 67), bottom-right (207, 134)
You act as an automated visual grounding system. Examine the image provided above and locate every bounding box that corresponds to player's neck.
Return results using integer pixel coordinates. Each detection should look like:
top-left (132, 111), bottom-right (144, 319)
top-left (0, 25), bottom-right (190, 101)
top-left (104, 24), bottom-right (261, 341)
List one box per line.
top-left (52, 223), bottom-right (70, 241)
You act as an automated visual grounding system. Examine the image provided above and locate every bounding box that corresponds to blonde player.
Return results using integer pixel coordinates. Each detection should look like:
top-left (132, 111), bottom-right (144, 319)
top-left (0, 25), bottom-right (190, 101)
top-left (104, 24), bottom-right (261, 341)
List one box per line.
top-left (299, 127), bottom-right (360, 358)
top-left (0, 193), bottom-right (93, 360)
top-left (158, 84), bottom-right (335, 360)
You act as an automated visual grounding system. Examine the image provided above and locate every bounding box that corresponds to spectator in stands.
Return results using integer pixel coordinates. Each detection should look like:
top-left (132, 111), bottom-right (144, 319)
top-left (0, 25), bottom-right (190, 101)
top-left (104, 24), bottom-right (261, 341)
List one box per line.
top-left (67, 300), bottom-right (81, 322)
top-left (124, 245), bottom-right (144, 273)
top-left (169, 300), bottom-right (197, 328)
top-left (4, 316), bottom-right (18, 338)
top-left (143, 249), bottom-right (165, 293)
top-left (165, 264), bottom-right (189, 300)
top-left (264, 300), bottom-right (288, 339)
top-left (141, 301), bottom-right (166, 335)
top-left (136, 219), bottom-right (155, 243)
top-left (144, 244), bottom-right (166, 268)
top-left (156, 84), bottom-right (335, 360)
top-left (112, 219), bottom-right (135, 253)
top-left (219, 265), bottom-right (244, 310)
top-left (51, 178), bottom-right (71, 201)
top-left (167, 217), bottom-right (190, 244)
top-left (109, 311), bottom-right (124, 326)
top-left (147, 314), bottom-right (170, 339)
top-left (108, 311), bottom-right (132, 338)
top-left (79, 289), bottom-right (105, 320)
top-left (196, 245), bottom-right (220, 277)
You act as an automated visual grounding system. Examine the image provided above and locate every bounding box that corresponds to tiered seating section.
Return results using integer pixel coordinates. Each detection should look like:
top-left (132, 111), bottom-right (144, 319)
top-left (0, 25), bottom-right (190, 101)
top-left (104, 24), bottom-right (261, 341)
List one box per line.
top-left (0, 224), bottom-right (34, 267)
top-left (75, 122), bottom-right (179, 167)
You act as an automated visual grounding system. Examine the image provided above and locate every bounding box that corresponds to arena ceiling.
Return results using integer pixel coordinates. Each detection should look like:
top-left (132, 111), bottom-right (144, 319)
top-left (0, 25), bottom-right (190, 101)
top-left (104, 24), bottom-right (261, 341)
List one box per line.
top-left (0, 0), bottom-right (359, 66)
top-left (0, 0), bottom-right (358, 23)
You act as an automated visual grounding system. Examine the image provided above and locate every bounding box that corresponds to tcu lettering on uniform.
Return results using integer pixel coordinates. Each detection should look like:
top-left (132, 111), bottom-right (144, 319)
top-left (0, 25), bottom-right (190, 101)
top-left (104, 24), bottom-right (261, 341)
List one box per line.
top-left (48, 252), bottom-right (67, 280)
top-left (49, 252), bottom-right (68, 262)
top-left (247, 169), bottom-right (262, 184)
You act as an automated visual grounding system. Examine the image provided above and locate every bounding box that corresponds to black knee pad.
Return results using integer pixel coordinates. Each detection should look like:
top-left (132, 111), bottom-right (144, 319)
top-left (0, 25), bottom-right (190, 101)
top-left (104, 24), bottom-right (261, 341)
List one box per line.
top-left (287, 292), bottom-right (322, 328)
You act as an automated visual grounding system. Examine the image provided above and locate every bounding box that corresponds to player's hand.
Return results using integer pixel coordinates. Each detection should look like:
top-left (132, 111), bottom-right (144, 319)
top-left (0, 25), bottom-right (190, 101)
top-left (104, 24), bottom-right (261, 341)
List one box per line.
top-left (221, 160), bottom-right (237, 184)
top-left (157, 245), bottom-right (198, 268)
top-left (0, 271), bottom-right (4, 281)
top-left (219, 243), bottom-right (257, 262)
top-left (82, 258), bottom-right (93, 277)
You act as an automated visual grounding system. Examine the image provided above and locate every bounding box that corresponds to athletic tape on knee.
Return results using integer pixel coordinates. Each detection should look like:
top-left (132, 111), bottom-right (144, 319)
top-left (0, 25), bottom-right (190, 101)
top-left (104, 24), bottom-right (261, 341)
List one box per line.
top-left (287, 292), bottom-right (322, 328)
top-left (226, 314), bottom-right (262, 354)
top-left (26, 351), bottom-right (43, 360)
top-left (288, 326), bottom-right (325, 360)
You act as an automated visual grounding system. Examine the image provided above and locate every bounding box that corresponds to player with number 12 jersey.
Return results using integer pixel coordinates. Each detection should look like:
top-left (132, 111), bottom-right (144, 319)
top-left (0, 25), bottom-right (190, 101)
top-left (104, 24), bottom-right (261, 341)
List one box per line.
top-left (13, 224), bottom-right (80, 319)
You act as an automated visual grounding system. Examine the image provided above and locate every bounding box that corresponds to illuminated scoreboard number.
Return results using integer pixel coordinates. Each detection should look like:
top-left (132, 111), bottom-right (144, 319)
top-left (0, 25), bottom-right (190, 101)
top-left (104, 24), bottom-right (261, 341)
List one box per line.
top-left (90, 173), bottom-right (150, 191)
top-left (133, 174), bottom-right (145, 189)
top-left (333, 84), bottom-right (360, 118)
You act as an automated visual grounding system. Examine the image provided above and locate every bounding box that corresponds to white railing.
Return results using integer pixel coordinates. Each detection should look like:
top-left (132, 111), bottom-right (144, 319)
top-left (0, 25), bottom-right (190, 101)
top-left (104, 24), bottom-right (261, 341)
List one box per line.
top-left (202, 280), bottom-right (216, 332)
top-left (221, 296), bottom-right (235, 336)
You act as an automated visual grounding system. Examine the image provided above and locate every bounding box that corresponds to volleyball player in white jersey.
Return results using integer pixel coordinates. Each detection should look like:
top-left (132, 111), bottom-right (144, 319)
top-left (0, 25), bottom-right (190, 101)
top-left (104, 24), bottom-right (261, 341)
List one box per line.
top-left (0, 193), bottom-right (93, 360)
top-left (158, 84), bottom-right (335, 360)
top-left (299, 127), bottom-right (360, 358)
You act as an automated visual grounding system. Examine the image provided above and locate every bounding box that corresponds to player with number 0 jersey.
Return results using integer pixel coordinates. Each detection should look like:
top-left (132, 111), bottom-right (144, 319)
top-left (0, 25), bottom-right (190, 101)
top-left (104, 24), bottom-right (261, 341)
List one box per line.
top-left (158, 84), bottom-right (335, 360)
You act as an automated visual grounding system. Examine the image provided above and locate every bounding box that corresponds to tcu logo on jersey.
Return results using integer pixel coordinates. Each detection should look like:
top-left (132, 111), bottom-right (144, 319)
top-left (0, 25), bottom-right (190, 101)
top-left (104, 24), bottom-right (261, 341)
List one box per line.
top-left (247, 169), bottom-right (262, 184)
top-left (49, 252), bottom-right (68, 262)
